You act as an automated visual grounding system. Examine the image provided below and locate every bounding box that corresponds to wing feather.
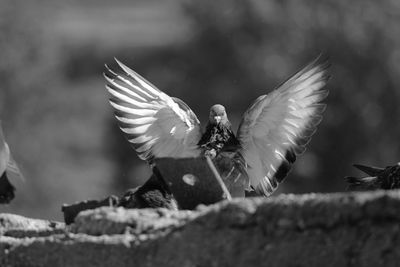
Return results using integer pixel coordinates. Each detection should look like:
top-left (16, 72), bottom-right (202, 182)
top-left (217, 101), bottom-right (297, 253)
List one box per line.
top-left (0, 125), bottom-right (23, 183)
top-left (237, 55), bottom-right (330, 196)
top-left (105, 59), bottom-right (202, 162)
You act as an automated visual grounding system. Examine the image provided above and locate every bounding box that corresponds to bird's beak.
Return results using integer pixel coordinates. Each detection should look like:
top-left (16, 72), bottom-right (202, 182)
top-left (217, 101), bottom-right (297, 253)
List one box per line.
top-left (214, 116), bottom-right (221, 124)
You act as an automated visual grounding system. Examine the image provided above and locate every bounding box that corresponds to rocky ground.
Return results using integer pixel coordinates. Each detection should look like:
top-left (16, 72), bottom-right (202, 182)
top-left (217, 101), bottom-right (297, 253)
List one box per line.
top-left (1, 191), bottom-right (400, 267)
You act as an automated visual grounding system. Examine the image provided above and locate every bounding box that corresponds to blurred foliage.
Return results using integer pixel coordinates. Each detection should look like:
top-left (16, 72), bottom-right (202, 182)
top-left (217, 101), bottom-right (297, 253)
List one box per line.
top-left (177, 0), bottom-right (400, 194)
top-left (1, 0), bottom-right (400, 219)
top-left (0, 1), bottom-right (59, 216)
top-left (109, 0), bottom-right (400, 194)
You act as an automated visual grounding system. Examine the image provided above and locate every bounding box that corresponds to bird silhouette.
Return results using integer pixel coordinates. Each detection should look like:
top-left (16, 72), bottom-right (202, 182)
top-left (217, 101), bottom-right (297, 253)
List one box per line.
top-left (0, 123), bottom-right (22, 204)
top-left (118, 168), bottom-right (178, 210)
top-left (104, 55), bottom-right (330, 199)
top-left (346, 163), bottom-right (400, 191)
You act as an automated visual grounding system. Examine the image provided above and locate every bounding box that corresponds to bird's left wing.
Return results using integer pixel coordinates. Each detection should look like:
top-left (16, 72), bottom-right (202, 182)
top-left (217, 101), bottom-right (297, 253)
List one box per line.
top-left (0, 124), bottom-right (9, 176)
top-left (105, 59), bottom-right (202, 162)
top-left (0, 124), bottom-right (22, 178)
top-left (237, 56), bottom-right (330, 196)
top-left (0, 123), bottom-right (23, 203)
top-left (5, 148), bottom-right (23, 179)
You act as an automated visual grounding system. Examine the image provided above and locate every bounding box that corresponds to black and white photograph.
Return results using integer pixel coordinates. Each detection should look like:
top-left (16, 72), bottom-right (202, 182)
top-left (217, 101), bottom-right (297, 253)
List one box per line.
top-left (1, 0), bottom-right (400, 266)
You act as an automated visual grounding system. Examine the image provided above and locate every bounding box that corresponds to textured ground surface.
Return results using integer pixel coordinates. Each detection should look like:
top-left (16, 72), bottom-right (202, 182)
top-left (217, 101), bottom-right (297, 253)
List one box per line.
top-left (1, 191), bottom-right (400, 267)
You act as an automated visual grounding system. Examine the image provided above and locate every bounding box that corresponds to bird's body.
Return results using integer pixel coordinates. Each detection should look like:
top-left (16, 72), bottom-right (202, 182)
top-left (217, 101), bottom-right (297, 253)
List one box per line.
top-left (346, 163), bottom-right (400, 191)
top-left (118, 171), bottom-right (178, 210)
top-left (198, 121), bottom-right (237, 155)
top-left (105, 55), bottom-right (330, 201)
top-left (198, 107), bottom-right (241, 157)
top-left (197, 105), bottom-right (249, 196)
top-left (0, 172), bottom-right (15, 204)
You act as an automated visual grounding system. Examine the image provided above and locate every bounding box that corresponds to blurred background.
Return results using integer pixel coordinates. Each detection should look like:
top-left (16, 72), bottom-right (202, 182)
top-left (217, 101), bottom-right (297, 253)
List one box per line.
top-left (1, 0), bottom-right (400, 220)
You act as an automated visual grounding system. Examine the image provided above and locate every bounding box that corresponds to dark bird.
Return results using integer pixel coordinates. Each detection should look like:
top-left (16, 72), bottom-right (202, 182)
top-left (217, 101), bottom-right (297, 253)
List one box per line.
top-left (198, 104), bottom-right (240, 157)
top-left (0, 124), bottom-right (22, 204)
top-left (197, 104), bottom-right (247, 197)
top-left (104, 55), bottom-right (330, 199)
top-left (118, 168), bottom-right (178, 210)
top-left (346, 163), bottom-right (400, 191)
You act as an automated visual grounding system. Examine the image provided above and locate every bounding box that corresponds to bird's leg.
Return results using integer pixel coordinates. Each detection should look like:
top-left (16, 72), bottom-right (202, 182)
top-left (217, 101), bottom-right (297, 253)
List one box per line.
top-left (204, 149), bottom-right (217, 159)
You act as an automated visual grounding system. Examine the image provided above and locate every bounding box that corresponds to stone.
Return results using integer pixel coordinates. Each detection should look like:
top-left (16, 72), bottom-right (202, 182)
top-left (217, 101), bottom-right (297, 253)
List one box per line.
top-left (1, 190), bottom-right (400, 266)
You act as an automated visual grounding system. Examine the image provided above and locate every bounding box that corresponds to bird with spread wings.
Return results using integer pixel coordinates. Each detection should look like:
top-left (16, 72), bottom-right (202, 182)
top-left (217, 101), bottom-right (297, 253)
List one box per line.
top-left (104, 55), bottom-right (330, 197)
top-left (0, 123), bottom-right (23, 204)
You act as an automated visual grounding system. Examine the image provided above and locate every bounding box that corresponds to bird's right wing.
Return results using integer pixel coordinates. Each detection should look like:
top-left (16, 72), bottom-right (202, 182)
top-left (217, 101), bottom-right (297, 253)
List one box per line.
top-left (237, 56), bottom-right (330, 196)
top-left (105, 59), bottom-right (202, 162)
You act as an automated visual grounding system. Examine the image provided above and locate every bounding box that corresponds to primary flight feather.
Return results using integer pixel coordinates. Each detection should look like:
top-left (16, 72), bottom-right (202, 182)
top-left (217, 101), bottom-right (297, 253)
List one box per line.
top-left (104, 59), bottom-right (202, 164)
top-left (105, 55), bottom-right (330, 197)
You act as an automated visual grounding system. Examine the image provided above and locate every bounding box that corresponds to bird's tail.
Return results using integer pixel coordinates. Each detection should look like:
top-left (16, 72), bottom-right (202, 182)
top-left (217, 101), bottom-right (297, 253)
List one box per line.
top-left (353, 164), bottom-right (384, 176)
top-left (345, 175), bottom-right (378, 191)
top-left (345, 163), bottom-right (385, 191)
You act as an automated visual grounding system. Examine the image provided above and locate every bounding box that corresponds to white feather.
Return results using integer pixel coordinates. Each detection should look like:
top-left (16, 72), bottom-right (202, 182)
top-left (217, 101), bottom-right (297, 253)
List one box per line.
top-left (109, 101), bottom-right (156, 116)
top-left (115, 116), bottom-right (156, 125)
top-left (105, 59), bottom-right (202, 162)
top-left (237, 56), bottom-right (330, 196)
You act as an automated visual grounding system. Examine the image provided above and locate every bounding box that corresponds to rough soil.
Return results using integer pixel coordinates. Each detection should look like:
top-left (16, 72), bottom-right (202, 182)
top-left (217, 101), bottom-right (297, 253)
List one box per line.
top-left (1, 190), bottom-right (400, 267)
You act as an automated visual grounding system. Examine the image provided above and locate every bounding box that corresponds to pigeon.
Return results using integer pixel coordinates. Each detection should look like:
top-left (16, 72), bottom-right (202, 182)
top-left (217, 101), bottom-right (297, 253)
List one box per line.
top-left (0, 123), bottom-right (22, 204)
top-left (104, 55), bottom-right (330, 198)
top-left (346, 163), bottom-right (400, 191)
top-left (198, 104), bottom-right (241, 158)
top-left (197, 104), bottom-right (247, 196)
top-left (118, 168), bottom-right (178, 210)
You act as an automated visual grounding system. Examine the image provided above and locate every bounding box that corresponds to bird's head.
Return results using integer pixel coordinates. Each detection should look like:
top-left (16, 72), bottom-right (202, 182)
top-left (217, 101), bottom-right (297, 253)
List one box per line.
top-left (209, 104), bottom-right (229, 125)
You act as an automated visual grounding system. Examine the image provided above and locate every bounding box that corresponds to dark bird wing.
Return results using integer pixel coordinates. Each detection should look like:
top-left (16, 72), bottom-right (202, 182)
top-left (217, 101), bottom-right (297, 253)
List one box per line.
top-left (237, 56), bottom-right (330, 196)
top-left (104, 59), bottom-right (202, 162)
